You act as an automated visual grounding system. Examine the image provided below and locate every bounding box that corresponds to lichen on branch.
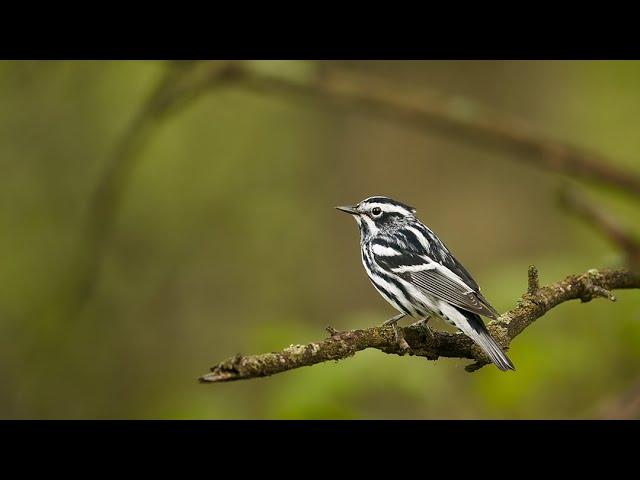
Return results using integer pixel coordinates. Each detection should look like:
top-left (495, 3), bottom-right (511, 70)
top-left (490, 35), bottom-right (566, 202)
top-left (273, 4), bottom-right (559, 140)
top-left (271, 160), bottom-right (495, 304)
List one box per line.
top-left (199, 267), bottom-right (640, 382)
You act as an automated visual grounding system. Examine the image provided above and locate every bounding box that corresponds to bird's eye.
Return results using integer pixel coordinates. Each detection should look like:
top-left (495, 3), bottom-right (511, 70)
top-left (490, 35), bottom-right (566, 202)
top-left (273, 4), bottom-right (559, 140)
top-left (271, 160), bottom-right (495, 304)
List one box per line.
top-left (371, 207), bottom-right (382, 216)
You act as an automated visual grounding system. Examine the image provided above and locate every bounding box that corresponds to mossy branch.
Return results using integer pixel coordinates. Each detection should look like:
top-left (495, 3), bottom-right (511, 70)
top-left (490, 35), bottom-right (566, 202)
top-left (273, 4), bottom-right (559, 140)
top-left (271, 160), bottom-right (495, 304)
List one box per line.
top-left (199, 267), bottom-right (640, 382)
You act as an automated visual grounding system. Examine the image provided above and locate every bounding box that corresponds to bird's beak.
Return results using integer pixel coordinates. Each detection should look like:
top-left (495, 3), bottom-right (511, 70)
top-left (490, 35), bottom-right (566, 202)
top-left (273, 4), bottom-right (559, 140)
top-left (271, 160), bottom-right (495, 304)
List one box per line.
top-left (335, 205), bottom-right (359, 215)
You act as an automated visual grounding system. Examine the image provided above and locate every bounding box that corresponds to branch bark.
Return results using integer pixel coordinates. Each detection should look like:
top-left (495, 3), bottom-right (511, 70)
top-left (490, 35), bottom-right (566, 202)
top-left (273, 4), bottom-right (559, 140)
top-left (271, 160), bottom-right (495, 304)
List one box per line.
top-left (199, 267), bottom-right (640, 382)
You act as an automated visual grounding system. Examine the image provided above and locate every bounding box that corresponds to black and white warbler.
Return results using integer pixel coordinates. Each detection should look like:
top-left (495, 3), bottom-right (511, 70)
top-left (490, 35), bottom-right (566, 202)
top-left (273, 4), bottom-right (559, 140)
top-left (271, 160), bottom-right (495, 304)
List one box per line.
top-left (337, 196), bottom-right (515, 371)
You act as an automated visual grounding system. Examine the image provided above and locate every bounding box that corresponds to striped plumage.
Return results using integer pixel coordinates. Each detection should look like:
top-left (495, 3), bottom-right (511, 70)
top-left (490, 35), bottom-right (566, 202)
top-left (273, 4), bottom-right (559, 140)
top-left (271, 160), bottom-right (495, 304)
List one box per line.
top-left (337, 196), bottom-right (515, 371)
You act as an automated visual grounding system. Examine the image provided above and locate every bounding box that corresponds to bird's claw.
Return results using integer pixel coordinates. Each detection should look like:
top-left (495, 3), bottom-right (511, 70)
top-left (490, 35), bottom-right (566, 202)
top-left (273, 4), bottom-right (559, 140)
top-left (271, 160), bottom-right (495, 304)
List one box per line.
top-left (326, 326), bottom-right (340, 336)
top-left (392, 323), bottom-right (412, 354)
top-left (381, 313), bottom-right (411, 353)
top-left (409, 316), bottom-right (434, 340)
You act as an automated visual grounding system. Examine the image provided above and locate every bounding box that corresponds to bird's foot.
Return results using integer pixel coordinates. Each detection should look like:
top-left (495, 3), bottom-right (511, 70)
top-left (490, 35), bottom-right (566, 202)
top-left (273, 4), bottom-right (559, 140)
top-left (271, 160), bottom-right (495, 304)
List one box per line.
top-left (383, 313), bottom-right (406, 326)
top-left (409, 315), bottom-right (434, 340)
top-left (325, 326), bottom-right (341, 336)
top-left (392, 323), bottom-right (412, 353)
top-left (381, 313), bottom-right (411, 353)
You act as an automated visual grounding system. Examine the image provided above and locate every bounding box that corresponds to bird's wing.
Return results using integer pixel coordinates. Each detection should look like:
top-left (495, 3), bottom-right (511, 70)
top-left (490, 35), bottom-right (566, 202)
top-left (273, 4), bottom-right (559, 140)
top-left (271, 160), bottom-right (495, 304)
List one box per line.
top-left (371, 238), bottom-right (499, 319)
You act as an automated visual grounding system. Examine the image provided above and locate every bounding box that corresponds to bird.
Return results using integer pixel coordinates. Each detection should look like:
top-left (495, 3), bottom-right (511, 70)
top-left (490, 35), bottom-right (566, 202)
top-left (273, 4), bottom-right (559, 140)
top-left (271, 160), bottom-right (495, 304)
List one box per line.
top-left (336, 195), bottom-right (515, 371)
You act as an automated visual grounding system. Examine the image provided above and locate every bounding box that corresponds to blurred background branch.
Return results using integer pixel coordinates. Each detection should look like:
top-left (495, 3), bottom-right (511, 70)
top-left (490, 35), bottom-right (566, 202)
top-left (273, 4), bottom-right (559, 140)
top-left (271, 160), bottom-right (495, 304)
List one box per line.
top-left (200, 267), bottom-right (640, 382)
top-left (77, 60), bottom-right (640, 310)
top-left (76, 61), bottom-right (239, 307)
top-left (559, 187), bottom-right (640, 268)
top-left (234, 64), bottom-right (640, 196)
top-left (598, 377), bottom-right (640, 419)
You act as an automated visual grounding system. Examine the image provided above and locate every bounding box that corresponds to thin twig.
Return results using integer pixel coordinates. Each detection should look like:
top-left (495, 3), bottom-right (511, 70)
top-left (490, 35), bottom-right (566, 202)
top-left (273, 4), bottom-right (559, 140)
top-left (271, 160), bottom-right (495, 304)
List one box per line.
top-left (527, 265), bottom-right (540, 294)
top-left (199, 267), bottom-right (640, 382)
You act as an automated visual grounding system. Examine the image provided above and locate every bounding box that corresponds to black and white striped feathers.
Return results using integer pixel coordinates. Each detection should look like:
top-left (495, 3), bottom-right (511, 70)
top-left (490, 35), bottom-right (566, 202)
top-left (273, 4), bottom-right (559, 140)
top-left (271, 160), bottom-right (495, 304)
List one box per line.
top-left (337, 196), bottom-right (515, 371)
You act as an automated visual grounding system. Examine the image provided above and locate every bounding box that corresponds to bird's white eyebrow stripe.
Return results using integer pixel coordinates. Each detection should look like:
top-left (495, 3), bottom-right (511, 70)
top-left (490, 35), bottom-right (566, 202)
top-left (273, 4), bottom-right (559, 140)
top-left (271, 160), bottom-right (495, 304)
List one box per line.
top-left (371, 244), bottom-right (402, 256)
top-left (366, 202), bottom-right (413, 216)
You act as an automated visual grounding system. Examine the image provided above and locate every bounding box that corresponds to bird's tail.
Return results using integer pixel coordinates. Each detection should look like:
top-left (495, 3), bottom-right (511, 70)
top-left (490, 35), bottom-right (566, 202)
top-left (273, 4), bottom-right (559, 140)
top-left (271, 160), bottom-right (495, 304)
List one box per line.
top-left (456, 310), bottom-right (516, 371)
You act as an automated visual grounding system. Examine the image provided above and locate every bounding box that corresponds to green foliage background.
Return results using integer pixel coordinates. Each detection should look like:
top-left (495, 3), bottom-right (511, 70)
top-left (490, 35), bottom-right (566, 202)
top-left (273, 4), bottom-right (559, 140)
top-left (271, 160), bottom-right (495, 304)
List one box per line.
top-left (0, 60), bottom-right (639, 418)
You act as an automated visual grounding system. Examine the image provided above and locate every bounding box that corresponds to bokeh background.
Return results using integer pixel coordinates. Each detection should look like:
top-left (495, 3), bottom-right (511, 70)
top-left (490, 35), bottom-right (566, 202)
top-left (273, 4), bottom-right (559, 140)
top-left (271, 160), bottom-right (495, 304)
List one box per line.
top-left (1, 60), bottom-right (639, 419)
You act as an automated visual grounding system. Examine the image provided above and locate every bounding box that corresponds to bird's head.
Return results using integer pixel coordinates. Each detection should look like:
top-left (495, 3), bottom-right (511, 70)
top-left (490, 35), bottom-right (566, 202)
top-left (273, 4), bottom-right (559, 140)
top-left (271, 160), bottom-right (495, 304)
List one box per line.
top-left (336, 196), bottom-right (416, 238)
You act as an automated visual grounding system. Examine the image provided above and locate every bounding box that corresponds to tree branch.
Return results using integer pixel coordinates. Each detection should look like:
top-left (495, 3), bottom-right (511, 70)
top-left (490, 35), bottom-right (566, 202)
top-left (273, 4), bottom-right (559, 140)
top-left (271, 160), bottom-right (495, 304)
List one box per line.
top-left (199, 267), bottom-right (640, 382)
